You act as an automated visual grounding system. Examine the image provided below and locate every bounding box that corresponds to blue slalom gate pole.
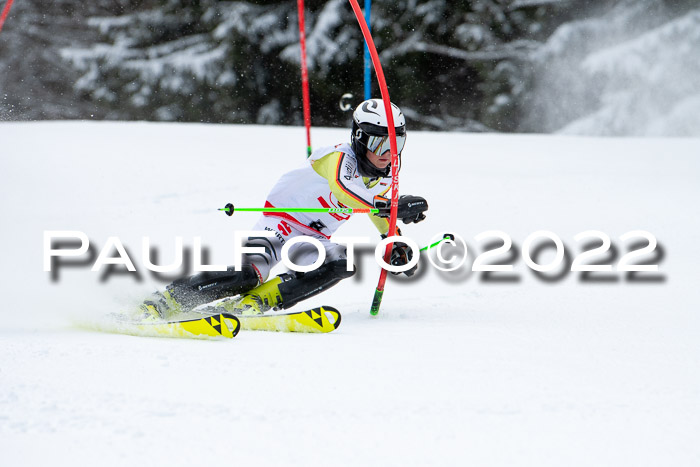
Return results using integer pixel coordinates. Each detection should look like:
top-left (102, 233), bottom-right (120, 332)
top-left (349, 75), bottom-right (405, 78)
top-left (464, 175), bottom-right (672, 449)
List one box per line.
top-left (363, 0), bottom-right (372, 100)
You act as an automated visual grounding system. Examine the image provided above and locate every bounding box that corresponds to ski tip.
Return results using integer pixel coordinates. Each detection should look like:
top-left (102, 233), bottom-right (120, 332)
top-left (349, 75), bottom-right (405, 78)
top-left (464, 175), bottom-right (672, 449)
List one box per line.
top-left (319, 306), bottom-right (341, 330)
top-left (218, 313), bottom-right (241, 338)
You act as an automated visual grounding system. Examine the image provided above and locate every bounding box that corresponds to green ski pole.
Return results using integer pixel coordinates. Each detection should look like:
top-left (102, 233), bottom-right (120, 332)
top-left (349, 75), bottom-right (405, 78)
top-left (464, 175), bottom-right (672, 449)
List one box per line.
top-left (420, 233), bottom-right (455, 252)
top-left (219, 203), bottom-right (378, 216)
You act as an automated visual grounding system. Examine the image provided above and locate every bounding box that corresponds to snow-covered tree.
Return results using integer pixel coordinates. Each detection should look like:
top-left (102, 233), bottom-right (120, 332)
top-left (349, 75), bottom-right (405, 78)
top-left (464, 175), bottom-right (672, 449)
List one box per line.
top-left (3, 0), bottom-right (698, 136)
top-left (56, 0), bottom-right (560, 129)
top-left (0, 0), bottom-right (106, 120)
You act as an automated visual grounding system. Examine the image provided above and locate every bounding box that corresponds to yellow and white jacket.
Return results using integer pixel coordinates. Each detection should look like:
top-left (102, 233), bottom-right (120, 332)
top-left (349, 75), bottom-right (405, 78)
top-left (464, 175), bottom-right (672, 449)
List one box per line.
top-left (264, 143), bottom-right (393, 238)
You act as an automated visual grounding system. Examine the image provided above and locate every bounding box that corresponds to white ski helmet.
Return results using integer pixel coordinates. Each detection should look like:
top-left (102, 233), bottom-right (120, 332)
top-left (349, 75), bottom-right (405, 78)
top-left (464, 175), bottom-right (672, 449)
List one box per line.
top-left (351, 98), bottom-right (406, 178)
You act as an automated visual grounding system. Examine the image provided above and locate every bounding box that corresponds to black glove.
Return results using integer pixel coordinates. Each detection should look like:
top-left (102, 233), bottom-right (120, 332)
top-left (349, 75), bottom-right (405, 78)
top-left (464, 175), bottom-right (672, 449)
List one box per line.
top-left (381, 233), bottom-right (417, 277)
top-left (374, 195), bottom-right (428, 224)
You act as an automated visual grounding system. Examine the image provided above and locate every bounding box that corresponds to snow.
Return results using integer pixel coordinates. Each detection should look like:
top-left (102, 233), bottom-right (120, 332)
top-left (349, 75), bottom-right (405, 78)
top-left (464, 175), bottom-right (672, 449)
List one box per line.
top-left (1, 121), bottom-right (699, 466)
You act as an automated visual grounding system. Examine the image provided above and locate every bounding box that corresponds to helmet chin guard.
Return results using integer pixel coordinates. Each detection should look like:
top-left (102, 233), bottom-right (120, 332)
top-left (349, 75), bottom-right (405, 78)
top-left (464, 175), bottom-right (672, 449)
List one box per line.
top-left (351, 98), bottom-right (406, 178)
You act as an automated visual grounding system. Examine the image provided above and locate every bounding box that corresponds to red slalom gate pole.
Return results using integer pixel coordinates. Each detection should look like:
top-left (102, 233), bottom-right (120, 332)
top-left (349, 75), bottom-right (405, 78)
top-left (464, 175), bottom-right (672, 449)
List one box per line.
top-left (347, 0), bottom-right (400, 316)
top-left (297, 0), bottom-right (312, 157)
top-left (0, 0), bottom-right (16, 33)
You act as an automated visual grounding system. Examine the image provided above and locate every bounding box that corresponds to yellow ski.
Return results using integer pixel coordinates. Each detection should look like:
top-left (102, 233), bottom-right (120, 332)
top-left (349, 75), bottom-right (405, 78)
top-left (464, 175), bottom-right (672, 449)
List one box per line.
top-left (93, 307), bottom-right (339, 339)
top-left (122, 313), bottom-right (240, 339)
top-left (237, 306), bottom-right (341, 333)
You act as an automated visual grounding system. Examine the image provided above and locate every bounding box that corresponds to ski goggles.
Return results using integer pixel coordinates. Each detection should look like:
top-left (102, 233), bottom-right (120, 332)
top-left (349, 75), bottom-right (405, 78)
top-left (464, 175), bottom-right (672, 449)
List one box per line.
top-left (366, 133), bottom-right (406, 156)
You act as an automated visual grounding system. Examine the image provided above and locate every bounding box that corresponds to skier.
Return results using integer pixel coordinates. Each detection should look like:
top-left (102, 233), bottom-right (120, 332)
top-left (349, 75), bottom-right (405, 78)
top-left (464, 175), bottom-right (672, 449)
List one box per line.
top-left (141, 98), bottom-right (429, 318)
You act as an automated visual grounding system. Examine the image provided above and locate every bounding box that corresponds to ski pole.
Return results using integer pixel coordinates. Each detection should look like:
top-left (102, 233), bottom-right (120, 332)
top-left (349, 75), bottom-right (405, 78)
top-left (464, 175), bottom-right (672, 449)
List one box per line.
top-left (222, 204), bottom-right (453, 248)
top-left (367, 234), bottom-right (452, 314)
top-left (221, 203), bottom-right (452, 251)
top-left (219, 203), bottom-right (378, 216)
top-left (419, 233), bottom-right (455, 252)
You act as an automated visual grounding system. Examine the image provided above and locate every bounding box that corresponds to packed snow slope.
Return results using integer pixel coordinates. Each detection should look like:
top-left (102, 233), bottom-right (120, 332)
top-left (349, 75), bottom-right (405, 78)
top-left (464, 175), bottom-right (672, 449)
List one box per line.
top-left (1, 122), bottom-right (699, 467)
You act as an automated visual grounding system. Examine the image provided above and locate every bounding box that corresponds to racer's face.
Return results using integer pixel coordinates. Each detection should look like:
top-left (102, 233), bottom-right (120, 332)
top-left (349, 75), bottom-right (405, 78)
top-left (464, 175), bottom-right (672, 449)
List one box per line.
top-left (366, 149), bottom-right (392, 169)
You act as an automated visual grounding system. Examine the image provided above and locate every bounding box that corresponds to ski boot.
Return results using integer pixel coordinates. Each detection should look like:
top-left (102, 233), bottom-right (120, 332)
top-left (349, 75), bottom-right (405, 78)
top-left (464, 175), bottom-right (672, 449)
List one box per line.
top-left (139, 289), bottom-right (183, 320)
top-left (216, 277), bottom-right (284, 315)
top-left (209, 260), bottom-right (355, 316)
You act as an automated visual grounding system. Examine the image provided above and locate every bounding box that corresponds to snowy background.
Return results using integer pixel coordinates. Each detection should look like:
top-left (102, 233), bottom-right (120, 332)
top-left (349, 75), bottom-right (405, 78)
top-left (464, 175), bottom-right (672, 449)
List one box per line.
top-left (1, 0), bottom-right (700, 135)
top-left (1, 122), bottom-right (699, 466)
